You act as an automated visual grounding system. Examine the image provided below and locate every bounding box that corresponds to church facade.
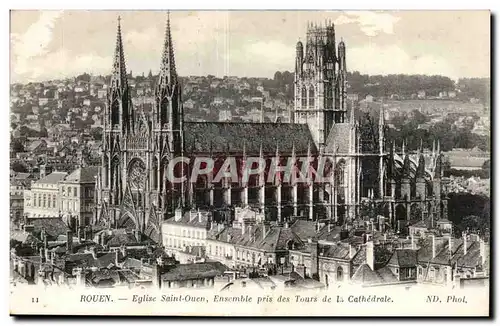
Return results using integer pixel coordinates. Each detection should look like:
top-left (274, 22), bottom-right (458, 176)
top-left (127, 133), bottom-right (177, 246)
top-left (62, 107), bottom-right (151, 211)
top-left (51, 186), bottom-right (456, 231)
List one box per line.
top-left (94, 16), bottom-right (448, 242)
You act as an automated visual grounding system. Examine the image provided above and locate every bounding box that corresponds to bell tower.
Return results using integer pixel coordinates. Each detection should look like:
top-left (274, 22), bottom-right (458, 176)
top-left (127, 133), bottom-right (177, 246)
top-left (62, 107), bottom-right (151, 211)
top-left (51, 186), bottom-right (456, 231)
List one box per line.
top-left (294, 21), bottom-right (344, 151)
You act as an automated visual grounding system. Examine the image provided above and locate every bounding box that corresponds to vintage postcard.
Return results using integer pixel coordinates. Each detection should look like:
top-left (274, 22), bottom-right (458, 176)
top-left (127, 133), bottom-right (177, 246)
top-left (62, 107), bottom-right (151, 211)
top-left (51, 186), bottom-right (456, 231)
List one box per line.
top-left (9, 10), bottom-right (491, 316)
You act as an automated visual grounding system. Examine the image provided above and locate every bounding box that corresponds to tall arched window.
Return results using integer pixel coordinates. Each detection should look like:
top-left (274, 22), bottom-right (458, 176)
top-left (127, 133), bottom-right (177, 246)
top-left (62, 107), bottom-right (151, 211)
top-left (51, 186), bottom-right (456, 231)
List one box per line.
top-left (337, 266), bottom-right (344, 281)
top-left (309, 88), bottom-right (315, 107)
top-left (335, 160), bottom-right (346, 188)
top-left (301, 87), bottom-right (307, 107)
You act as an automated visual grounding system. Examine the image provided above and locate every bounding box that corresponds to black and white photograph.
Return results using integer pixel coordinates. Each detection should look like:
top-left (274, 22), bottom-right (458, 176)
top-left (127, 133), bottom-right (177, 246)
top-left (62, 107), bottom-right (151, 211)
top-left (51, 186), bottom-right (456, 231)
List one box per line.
top-left (9, 10), bottom-right (491, 316)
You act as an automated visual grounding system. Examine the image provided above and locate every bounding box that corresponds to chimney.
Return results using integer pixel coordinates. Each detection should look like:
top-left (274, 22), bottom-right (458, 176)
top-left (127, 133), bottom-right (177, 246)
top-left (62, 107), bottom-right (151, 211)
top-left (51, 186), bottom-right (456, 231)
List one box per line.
top-left (316, 223), bottom-right (321, 233)
top-left (366, 241), bottom-right (374, 271)
top-left (153, 261), bottom-right (162, 289)
top-left (41, 228), bottom-right (46, 243)
top-left (115, 250), bottom-right (120, 266)
top-left (463, 233), bottom-right (468, 255)
top-left (39, 247), bottom-right (45, 263)
top-left (431, 234), bottom-right (436, 258)
top-left (241, 221), bottom-right (247, 235)
top-left (349, 244), bottom-right (356, 259)
top-left (90, 247), bottom-right (97, 259)
top-left (175, 208), bottom-right (183, 222)
top-left (479, 238), bottom-right (486, 265)
top-left (86, 226), bottom-right (92, 241)
top-left (44, 248), bottom-right (49, 262)
top-left (189, 210), bottom-right (196, 222)
top-left (379, 216), bottom-right (385, 233)
top-left (310, 239), bottom-right (319, 280)
top-left (77, 226), bottom-right (82, 243)
top-left (448, 236), bottom-right (453, 255)
top-left (262, 221), bottom-right (270, 239)
top-left (120, 245), bottom-right (127, 258)
top-left (198, 209), bottom-right (203, 223)
top-left (411, 233), bottom-right (416, 250)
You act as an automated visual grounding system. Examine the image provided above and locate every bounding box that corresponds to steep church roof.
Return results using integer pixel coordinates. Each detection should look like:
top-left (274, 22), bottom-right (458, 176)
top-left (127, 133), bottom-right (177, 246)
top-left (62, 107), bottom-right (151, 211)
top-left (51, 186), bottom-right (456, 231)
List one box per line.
top-left (183, 122), bottom-right (317, 155)
top-left (324, 123), bottom-right (352, 154)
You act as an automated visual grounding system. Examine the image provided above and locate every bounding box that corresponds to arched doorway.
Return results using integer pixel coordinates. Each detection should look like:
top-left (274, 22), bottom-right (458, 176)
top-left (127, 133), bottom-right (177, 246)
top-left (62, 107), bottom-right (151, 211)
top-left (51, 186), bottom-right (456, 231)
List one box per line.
top-left (337, 266), bottom-right (344, 282)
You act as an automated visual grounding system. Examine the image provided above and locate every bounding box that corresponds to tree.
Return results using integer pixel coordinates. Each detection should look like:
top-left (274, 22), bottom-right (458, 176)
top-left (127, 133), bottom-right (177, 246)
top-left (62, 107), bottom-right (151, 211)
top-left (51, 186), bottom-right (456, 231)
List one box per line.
top-left (10, 239), bottom-right (22, 249)
top-left (90, 127), bottom-right (103, 141)
top-left (11, 161), bottom-right (28, 173)
top-left (10, 139), bottom-right (25, 153)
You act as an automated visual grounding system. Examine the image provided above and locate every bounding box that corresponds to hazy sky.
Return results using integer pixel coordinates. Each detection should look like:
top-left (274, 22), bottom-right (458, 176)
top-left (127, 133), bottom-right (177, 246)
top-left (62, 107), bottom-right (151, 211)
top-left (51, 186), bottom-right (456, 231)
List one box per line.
top-left (10, 10), bottom-right (490, 83)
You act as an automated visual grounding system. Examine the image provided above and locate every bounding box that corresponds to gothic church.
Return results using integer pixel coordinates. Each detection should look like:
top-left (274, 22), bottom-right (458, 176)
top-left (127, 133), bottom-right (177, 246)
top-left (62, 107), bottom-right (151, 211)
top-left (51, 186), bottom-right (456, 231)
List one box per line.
top-left (94, 15), bottom-right (448, 242)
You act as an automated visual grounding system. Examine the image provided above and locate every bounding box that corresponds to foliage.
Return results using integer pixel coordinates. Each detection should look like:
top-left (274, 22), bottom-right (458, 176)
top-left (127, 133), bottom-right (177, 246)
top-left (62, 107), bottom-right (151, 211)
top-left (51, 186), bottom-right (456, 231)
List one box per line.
top-left (11, 161), bottom-right (28, 173)
top-left (347, 72), bottom-right (455, 98)
top-left (90, 127), bottom-right (103, 141)
top-left (10, 239), bottom-right (22, 249)
top-left (456, 78), bottom-right (490, 104)
top-left (447, 192), bottom-right (490, 237)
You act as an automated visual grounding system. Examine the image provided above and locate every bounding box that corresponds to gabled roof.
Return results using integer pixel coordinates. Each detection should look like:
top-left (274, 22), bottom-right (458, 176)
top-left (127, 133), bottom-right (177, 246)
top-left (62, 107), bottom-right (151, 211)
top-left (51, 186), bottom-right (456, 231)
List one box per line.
top-left (163, 209), bottom-right (210, 229)
top-left (290, 219), bottom-right (317, 241)
top-left (183, 122), bottom-right (316, 155)
top-left (63, 166), bottom-right (99, 183)
top-left (35, 171), bottom-right (68, 185)
top-left (325, 123), bottom-right (352, 154)
top-left (417, 236), bottom-right (488, 270)
top-left (351, 264), bottom-right (380, 284)
top-left (387, 249), bottom-right (418, 268)
top-left (209, 224), bottom-right (303, 253)
top-left (351, 264), bottom-right (398, 285)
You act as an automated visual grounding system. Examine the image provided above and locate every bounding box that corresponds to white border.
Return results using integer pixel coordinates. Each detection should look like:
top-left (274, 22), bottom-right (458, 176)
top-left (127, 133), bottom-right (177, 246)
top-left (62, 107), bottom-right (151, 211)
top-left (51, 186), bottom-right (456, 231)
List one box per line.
top-left (3, 1), bottom-right (497, 325)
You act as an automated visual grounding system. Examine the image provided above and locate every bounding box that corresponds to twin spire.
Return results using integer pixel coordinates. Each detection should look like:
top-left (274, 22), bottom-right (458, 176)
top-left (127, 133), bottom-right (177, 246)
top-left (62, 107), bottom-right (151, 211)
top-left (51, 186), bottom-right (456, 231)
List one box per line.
top-left (110, 13), bottom-right (177, 90)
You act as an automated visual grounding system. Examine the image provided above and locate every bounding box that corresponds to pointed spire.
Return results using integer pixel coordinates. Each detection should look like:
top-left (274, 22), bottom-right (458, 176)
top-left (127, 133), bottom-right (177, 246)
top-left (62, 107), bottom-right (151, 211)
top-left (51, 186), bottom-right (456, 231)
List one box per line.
top-left (435, 153), bottom-right (442, 178)
top-left (417, 153), bottom-right (426, 179)
top-left (403, 154), bottom-right (411, 179)
top-left (158, 11), bottom-right (177, 86)
top-left (437, 139), bottom-right (441, 154)
top-left (432, 139), bottom-right (436, 156)
top-left (110, 16), bottom-right (128, 89)
top-left (291, 142), bottom-right (296, 160)
top-left (388, 140), bottom-right (395, 179)
top-left (350, 104), bottom-right (355, 124)
top-left (402, 140), bottom-right (406, 156)
top-left (379, 106), bottom-right (385, 125)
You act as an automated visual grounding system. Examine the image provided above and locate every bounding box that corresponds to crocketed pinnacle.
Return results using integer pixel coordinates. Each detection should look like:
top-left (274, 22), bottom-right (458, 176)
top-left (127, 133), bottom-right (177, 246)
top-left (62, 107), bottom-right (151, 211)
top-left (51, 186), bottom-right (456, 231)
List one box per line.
top-left (110, 16), bottom-right (128, 89)
top-left (158, 11), bottom-right (177, 86)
